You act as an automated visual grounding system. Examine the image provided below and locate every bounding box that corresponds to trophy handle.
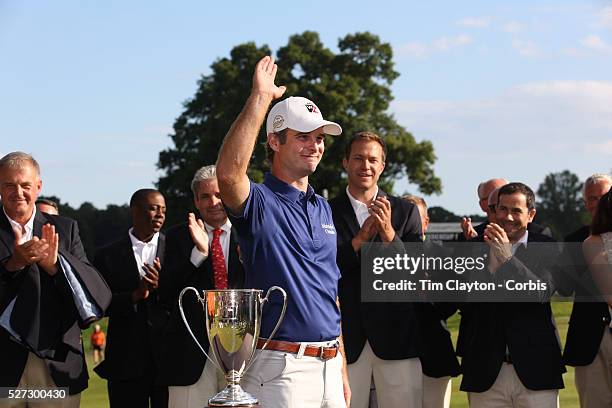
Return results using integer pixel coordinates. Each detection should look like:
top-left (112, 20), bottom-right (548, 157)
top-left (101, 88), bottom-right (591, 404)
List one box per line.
top-left (247, 285), bottom-right (287, 371)
top-left (178, 286), bottom-right (223, 372)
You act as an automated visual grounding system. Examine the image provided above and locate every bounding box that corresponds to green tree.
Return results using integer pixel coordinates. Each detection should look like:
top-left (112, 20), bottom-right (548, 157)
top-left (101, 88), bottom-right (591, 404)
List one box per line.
top-left (38, 195), bottom-right (131, 259)
top-left (157, 31), bottom-right (441, 225)
top-left (536, 170), bottom-right (587, 239)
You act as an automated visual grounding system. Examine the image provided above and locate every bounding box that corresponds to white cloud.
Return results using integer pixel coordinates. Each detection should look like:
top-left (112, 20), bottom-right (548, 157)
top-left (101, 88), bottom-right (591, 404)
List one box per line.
top-left (501, 21), bottom-right (524, 33)
top-left (512, 39), bottom-right (541, 57)
top-left (390, 81), bottom-right (612, 213)
top-left (597, 6), bottom-right (612, 28)
top-left (456, 17), bottom-right (491, 28)
top-left (397, 35), bottom-right (472, 59)
top-left (581, 34), bottom-right (612, 53)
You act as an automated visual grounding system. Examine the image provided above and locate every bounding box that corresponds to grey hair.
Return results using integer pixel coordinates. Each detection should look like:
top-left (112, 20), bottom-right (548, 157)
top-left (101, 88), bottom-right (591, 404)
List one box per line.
top-left (583, 173), bottom-right (612, 197)
top-left (191, 165), bottom-right (217, 196)
top-left (0, 151), bottom-right (40, 176)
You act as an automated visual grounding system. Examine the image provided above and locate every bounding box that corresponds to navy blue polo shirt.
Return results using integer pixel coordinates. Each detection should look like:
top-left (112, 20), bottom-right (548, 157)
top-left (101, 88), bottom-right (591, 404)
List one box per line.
top-left (229, 173), bottom-right (341, 342)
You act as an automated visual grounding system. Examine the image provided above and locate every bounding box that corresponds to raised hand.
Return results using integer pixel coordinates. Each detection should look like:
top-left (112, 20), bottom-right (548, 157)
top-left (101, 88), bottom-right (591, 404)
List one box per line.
top-left (188, 212), bottom-right (209, 256)
top-left (38, 223), bottom-right (59, 275)
top-left (369, 196), bottom-right (395, 242)
top-left (252, 56), bottom-right (286, 100)
top-left (461, 217), bottom-right (478, 240)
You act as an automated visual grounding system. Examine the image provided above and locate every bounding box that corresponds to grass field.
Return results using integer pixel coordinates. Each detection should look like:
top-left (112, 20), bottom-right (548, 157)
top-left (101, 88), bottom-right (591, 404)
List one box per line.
top-left (80, 302), bottom-right (579, 407)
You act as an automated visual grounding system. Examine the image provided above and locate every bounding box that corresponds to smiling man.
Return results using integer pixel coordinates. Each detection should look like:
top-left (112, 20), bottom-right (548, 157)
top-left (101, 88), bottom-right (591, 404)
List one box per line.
top-left (216, 56), bottom-right (349, 408)
top-left (0, 151), bottom-right (110, 406)
top-left (158, 165), bottom-right (244, 408)
top-left (329, 132), bottom-right (423, 408)
top-left (93, 188), bottom-right (169, 408)
top-left (461, 182), bottom-right (564, 408)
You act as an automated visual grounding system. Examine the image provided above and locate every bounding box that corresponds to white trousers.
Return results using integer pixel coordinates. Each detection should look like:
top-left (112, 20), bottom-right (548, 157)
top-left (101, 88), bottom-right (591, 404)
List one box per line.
top-left (168, 359), bottom-right (224, 408)
top-left (422, 375), bottom-right (451, 408)
top-left (242, 349), bottom-right (346, 408)
top-left (574, 331), bottom-right (612, 408)
top-left (468, 363), bottom-right (558, 408)
top-left (348, 341), bottom-right (423, 408)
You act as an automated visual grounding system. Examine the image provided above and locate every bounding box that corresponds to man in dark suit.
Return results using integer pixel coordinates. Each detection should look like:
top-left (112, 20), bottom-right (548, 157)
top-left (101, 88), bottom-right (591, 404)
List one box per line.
top-left (94, 188), bottom-right (168, 408)
top-left (0, 151), bottom-right (111, 407)
top-left (557, 173), bottom-right (612, 408)
top-left (403, 194), bottom-right (460, 408)
top-left (157, 165), bottom-right (245, 408)
top-left (460, 183), bottom-right (564, 408)
top-left (330, 132), bottom-right (423, 408)
top-left (459, 178), bottom-right (508, 241)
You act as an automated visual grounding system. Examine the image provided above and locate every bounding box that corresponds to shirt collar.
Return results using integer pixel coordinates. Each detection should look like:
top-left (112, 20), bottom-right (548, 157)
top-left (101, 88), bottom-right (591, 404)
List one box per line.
top-left (264, 173), bottom-right (316, 204)
top-left (128, 228), bottom-right (159, 247)
top-left (204, 218), bottom-right (232, 234)
top-left (3, 206), bottom-right (36, 235)
top-left (511, 229), bottom-right (529, 254)
top-left (345, 186), bottom-right (378, 213)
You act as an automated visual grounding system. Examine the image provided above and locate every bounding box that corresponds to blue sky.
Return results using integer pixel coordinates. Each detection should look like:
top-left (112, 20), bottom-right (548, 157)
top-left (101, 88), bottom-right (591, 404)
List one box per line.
top-left (1, 1), bottom-right (611, 215)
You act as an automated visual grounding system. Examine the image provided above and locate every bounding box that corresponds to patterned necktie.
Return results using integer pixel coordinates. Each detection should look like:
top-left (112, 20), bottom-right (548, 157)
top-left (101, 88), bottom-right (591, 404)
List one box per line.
top-left (211, 228), bottom-right (228, 289)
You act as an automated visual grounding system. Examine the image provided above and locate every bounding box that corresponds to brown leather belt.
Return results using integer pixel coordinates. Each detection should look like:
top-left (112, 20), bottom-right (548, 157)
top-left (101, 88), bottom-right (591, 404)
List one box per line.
top-left (256, 339), bottom-right (338, 361)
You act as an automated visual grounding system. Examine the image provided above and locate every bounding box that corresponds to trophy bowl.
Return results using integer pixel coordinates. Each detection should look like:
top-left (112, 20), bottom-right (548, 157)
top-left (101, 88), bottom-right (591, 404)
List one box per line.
top-left (179, 287), bottom-right (287, 407)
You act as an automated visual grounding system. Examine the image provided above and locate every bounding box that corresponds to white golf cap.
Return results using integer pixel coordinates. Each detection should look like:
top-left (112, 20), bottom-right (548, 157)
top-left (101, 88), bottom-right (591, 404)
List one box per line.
top-left (266, 96), bottom-right (342, 136)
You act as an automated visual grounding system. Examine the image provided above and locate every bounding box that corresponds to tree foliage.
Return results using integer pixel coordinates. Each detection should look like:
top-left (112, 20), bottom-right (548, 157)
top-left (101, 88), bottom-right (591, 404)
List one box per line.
top-left (535, 170), bottom-right (587, 239)
top-left (157, 31), bottom-right (441, 225)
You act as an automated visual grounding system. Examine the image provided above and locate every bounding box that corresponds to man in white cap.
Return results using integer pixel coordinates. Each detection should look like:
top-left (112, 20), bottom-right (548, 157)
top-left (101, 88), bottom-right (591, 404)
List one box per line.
top-left (217, 56), bottom-right (349, 408)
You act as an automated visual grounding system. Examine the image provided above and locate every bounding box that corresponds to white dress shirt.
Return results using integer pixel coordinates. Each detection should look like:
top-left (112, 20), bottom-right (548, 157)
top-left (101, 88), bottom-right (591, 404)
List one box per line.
top-left (190, 219), bottom-right (232, 268)
top-left (128, 228), bottom-right (160, 277)
top-left (346, 186), bottom-right (378, 228)
top-left (3, 206), bottom-right (35, 243)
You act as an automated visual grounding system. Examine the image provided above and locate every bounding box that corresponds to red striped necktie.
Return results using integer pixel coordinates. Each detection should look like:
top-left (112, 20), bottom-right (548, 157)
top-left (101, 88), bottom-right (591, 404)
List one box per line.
top-left (211, 228), bottom-right (228, 289)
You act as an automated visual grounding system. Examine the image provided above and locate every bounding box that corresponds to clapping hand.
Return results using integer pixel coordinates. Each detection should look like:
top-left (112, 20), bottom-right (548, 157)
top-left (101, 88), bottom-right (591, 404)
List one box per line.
top-left (141, 257), bottom-right (161, 290)
top-left (369, 196), bottom-right (395, 243)
top-left (38, 224), bottom-right (59, 275)
top-left (484, 223), bottom-right (512, 273)
top-left (461, 217), bottom-right (478, 240)
top-left (188, 212), bottom-right (208, 256)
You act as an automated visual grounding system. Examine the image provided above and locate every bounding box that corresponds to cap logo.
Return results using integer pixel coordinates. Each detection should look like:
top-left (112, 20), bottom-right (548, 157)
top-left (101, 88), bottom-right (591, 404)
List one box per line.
top-left (272, 115), bottom-right (284, 130)
top-left (305, 103), bottom-right (319, 113)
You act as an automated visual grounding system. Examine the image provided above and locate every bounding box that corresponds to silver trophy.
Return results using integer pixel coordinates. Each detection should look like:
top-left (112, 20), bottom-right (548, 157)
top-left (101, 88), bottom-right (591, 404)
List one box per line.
top-left (179, 287), bottom-right (287, 407)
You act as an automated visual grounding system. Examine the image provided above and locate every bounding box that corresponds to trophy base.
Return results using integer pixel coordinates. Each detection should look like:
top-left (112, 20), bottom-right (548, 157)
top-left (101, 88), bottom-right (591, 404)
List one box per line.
top-left (207, 384), bottom-right (260, 407)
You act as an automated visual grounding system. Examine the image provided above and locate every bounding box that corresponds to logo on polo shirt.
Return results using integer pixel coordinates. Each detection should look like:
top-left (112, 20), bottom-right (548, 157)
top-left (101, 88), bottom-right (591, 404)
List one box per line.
top-left (322, 223), bottom-right (336, 235)
top-left (305, 103), bottom-right (319, 113)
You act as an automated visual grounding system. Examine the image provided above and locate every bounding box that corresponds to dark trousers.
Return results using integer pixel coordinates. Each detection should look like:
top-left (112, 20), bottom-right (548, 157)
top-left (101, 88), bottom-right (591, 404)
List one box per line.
top-left (108, 376), bottom-right (168, 408)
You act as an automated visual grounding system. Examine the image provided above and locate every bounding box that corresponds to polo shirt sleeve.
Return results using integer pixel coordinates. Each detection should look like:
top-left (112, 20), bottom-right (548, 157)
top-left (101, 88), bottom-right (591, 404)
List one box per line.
top-left (227, 181), bottom-right (271, 244)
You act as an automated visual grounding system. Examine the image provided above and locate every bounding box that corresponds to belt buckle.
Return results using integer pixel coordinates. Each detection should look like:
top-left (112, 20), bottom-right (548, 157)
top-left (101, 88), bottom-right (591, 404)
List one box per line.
top-left (319, 345), bottom-right (336, 361)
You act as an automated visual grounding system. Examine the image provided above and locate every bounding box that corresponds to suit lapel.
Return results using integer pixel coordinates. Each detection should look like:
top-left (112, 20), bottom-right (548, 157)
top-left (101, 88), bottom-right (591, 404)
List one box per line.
top-left (33, 210), bottom-right (47, 238)
top-left (0, 210), bottom-right (15, 254)
top-left (156, 233), bottom-right (166, 265)
top-left (121, 236), bottom-right (141, 287)
top-left (337, 192), bottom-right (361, 239)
